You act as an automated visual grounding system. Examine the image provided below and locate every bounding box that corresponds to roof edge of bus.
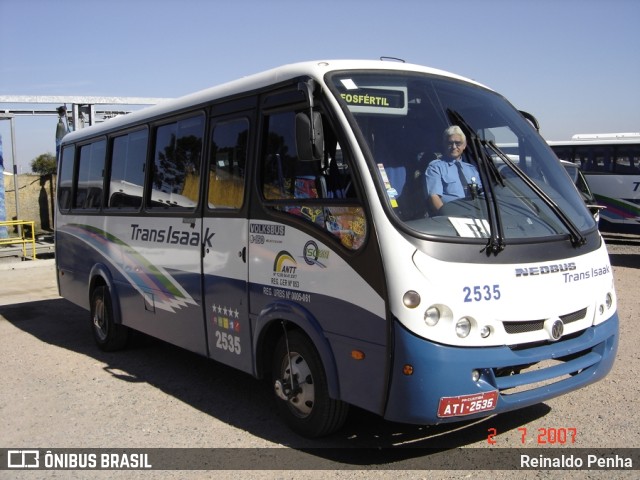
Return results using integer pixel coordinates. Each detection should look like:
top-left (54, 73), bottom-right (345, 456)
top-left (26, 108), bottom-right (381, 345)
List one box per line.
top-left (59, 59), bottom-right (488, 144)
top-left (570, 133), bottom-right (640, 140)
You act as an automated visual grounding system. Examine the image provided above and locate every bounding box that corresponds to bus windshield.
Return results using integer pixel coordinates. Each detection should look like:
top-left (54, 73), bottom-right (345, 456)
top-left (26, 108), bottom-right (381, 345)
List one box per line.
top-left (328, 71), bottom-right (596, 246)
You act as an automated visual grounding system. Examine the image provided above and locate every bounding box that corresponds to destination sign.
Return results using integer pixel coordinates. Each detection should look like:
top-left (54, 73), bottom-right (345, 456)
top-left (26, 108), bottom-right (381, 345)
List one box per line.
top-left (339, 86), bottom-right (407, 115)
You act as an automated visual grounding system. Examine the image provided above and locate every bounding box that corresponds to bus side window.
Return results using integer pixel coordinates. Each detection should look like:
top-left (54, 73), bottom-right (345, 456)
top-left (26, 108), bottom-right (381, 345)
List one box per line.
top-left (262, 111), bottom-right (298, 200)
top-left (324, 145), bottom-right (353, 199)
top-left (207, 118), bottom-right (248, 209)
top-left (575, 146), bottom-right (594, 172)
top-left (150, 114), bottom-right (204, 210)
top-left (261, 109), bottom-right (366, 250)
top-left (76, 140), bottom-right (106, 210)
top-left (107, 129), bottom-right (147, 209)
top-left (614, 147), bottom-right (640, 173)
top-left (57, 145), bottom-right (75, 212)
top-left (552, 146), bottom-right (572, 162)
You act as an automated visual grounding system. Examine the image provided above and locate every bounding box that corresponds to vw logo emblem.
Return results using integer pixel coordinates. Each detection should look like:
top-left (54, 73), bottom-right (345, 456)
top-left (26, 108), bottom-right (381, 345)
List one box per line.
top-left (550, 319), bottom-right (564, 341)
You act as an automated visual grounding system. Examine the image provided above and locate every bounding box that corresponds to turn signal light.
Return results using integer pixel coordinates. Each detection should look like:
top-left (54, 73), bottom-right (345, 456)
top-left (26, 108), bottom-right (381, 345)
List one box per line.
top-left (351, 350), bottom-right (365, 360)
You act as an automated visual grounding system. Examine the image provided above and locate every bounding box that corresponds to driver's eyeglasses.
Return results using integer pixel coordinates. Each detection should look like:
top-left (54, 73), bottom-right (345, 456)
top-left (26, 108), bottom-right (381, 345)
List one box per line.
top-left (447, 141), bottom-right (464, 147)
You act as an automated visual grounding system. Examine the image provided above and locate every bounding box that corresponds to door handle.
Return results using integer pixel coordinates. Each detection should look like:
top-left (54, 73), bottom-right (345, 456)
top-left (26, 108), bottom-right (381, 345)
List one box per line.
top-left (239, 246), bottom-right (246, 263)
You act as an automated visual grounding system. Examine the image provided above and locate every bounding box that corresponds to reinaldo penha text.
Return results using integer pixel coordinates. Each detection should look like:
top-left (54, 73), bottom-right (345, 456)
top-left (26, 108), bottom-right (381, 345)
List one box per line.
top-left (520, 452), bottom-right (634, 470)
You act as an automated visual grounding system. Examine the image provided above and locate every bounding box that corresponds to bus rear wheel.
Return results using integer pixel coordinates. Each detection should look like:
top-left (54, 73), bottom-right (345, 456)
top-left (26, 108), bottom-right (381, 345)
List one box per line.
top-left (272, 330), bottom-right (348, 437)
top-left (90, 285), bottom-right (128, 352)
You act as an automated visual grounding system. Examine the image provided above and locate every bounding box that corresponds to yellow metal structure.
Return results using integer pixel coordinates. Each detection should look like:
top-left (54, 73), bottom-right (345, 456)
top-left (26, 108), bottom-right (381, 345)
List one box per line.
top-left (0, 220), bottom-right (37, 260)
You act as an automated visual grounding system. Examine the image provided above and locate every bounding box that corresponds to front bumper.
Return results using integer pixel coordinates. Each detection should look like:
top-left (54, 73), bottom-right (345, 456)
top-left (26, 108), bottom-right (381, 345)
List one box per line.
top-left (384, 313), bottom-right (618, 425)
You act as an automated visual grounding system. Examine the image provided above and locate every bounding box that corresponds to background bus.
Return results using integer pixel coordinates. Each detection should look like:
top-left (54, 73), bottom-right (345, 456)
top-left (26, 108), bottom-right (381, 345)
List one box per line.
top-left (548, 133), bottom-right (640, 232)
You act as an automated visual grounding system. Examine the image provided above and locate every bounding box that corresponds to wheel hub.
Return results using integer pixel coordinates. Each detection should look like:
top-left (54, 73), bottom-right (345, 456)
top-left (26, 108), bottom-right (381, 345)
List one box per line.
top-left (278, 352), bottom-right (314, 417)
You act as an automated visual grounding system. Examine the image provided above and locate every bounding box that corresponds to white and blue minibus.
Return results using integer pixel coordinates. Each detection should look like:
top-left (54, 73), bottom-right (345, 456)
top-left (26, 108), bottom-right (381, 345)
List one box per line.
top-left (56, 60), bottom-right (618, 437)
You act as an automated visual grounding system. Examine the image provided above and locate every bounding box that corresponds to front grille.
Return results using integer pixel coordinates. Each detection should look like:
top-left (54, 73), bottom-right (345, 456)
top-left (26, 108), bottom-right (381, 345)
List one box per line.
top-left (502, 307), bottom-right (588, 335)
top-left (503, 319), bottom-right (544, 334)
top-left (561, 307), bottom-right (587, 325)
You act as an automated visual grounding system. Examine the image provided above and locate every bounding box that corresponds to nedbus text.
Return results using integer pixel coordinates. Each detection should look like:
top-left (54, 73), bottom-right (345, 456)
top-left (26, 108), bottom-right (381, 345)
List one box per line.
top-left (515, 262), bottom-right (576, 277)
top-left (130, 224), bottom-right (215, 247)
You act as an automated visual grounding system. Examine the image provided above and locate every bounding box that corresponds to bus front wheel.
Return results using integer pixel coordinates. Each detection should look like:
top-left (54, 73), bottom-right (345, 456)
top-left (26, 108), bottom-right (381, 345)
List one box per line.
top-left (90, 285), bottom-right (128, 352)
top-left (272, 330), bottom-right (348, 437)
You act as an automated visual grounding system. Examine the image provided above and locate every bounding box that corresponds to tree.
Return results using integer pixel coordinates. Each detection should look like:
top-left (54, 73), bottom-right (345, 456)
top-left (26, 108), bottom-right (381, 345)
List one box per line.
top-left (31, 153), bottom-right (57, 176)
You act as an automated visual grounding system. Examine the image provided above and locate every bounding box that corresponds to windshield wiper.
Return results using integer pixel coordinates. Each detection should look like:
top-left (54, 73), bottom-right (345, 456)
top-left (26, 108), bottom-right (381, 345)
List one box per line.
top-left (447, 109), bottom-right (505, 255)
top-left (484, 140), bottom-right (586, 247)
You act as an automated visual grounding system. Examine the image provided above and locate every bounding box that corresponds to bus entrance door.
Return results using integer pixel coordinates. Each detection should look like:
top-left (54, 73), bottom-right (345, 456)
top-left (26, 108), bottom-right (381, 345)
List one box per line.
top-left (202, 217), bottom-right (252, 373)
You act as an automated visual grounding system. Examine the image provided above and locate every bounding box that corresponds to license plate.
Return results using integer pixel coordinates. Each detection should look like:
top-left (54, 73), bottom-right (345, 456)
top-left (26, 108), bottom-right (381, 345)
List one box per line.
top-left (437, 390), bottom-right (498, 418)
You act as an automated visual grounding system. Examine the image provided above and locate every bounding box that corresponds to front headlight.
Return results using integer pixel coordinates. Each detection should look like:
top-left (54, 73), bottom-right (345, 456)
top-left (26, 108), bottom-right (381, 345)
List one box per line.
top-left (480, 325), bottom-right (491, 338)
top-left (424, 306), bottom-right (440, 326)
top-left (605, 292), bottom-right (613, 310)
top-left (403, 290), bottom-right (421, 309)
top-left (456, 317), bottom-right (471, 338)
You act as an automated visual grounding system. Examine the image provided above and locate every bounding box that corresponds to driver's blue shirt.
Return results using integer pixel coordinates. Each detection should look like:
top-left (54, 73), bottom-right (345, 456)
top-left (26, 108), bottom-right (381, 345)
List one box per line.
top-left (425, 156), bottom-right (481, 204)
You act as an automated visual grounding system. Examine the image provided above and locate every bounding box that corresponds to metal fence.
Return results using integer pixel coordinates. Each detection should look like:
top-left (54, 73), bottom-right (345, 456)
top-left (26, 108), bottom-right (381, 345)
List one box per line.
top-left (0, 220), bottom-right (36, 260)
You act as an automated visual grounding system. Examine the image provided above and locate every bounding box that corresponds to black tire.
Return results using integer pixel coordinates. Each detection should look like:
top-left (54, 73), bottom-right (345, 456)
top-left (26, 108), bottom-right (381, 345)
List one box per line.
top-left (90, 285), bottom-right (128, 352)
top-left (272, 330), bottom-right (348, 437)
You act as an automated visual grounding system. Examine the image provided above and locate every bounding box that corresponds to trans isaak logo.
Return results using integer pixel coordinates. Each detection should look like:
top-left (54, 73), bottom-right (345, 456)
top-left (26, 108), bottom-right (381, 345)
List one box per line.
top-left (59, 223), bottom-right (197, 313)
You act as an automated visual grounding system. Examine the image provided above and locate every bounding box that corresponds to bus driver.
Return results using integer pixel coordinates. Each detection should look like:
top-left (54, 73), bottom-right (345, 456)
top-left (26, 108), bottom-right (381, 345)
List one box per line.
top-left (425, 126), bottom-right (481, 212)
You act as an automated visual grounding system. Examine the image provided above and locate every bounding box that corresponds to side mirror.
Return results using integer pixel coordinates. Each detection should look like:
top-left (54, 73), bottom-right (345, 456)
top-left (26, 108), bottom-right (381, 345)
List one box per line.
top-left (519, 110), bottom-right (540, 132)
top-left (295, 111), bottom-right (324, 162)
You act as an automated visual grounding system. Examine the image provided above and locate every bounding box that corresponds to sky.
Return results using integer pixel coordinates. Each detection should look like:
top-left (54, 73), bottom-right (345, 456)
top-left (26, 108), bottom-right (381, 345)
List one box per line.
top-left (1, 0), bottom-right (639, 173)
